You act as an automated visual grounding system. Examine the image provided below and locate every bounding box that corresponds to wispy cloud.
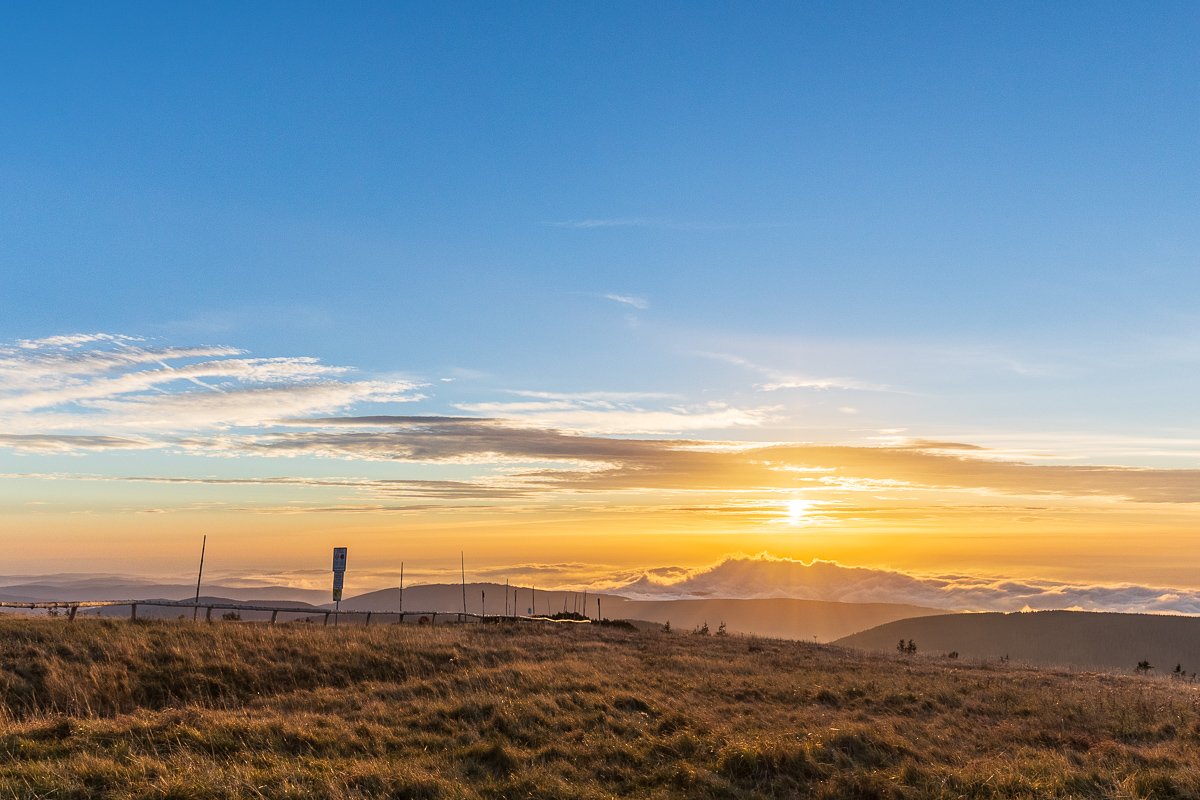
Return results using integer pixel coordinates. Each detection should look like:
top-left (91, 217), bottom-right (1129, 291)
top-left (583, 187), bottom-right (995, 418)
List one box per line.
top-left (551, 218), bottom-right (664, 229)
top-left (602, 293), bottom-right (649, 310)
top-left (455, 388), bottom-right (770, 435)
top-left (697, 351), bottom-right (890, 393)
top-left (0, 334), bottom-right (422, 447)
top-left (548, 218), bottom-right (787, 231)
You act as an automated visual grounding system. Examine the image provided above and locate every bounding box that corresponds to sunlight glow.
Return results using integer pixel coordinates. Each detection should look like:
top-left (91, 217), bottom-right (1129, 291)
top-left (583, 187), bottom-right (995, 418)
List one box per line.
top-left (786, 498), bottom-right (813, 526)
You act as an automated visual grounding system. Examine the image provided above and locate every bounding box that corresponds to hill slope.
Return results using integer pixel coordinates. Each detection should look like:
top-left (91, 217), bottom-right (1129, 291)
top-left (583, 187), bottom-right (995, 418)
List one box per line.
top-left (836, 610), bottom-right (1200, 672)
top-left (0, 618), bottom-right (1198, 798)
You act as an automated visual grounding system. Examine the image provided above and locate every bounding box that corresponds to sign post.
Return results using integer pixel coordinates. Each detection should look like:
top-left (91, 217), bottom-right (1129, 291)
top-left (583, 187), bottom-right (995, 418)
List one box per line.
top-left (332, 547), bottom-right (347, 626)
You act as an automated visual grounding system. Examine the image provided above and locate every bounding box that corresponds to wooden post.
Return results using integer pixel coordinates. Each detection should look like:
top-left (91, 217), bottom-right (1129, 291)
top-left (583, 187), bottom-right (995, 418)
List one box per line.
top-left (431, 612), bottom-right (436, 626)
top-left (205, 606), bottom-right (213, 622)
top-left (365, 612), bottom-right (372, 627)
top-left (323, 612), bottom-right (330, 626)
top-left (68, 606), bottom-right (78, 622)
top-left (130, 603), bottom-right (137, 621)
top-left (399, 561), bottom-right (404, 617)
top-left (504, 578), bottom-right (509, 616)
top-left (270, 610), bottom-right (279, 625)
top-left (481, 590), bottom-right (486, 617)
top-left (193, 534), bottom-right (207, 622)
top-left (596, 597), bottom-right (601, 620)
top-left (460, 552), bottom-right (467, 614)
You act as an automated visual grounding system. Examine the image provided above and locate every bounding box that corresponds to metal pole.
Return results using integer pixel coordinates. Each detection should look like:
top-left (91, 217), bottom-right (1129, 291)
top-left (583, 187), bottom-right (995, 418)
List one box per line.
top-left (460, 552), bottom-right (467, 614)
top-left (193, 535), bottom-right (207, 622)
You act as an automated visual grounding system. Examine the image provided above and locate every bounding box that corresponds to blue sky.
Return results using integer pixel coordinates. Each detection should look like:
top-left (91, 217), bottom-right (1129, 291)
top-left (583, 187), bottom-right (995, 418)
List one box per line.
top-left (2, 3), bottom-right (1200, 593)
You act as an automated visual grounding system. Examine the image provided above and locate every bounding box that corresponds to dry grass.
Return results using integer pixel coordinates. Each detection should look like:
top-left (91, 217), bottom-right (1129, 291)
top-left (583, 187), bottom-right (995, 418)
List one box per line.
top-left (0, 618), bottom-right (1198, 798)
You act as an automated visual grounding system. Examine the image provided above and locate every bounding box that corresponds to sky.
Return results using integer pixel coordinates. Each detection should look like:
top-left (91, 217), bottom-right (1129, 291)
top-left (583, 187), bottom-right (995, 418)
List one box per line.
top-left (2, 3), bottom-right (1199, 608)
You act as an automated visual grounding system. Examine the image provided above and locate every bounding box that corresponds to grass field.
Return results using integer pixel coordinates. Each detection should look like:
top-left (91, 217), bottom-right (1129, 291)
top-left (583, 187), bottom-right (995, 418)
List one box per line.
top-left (0, 618), bottom-right (1198, 799)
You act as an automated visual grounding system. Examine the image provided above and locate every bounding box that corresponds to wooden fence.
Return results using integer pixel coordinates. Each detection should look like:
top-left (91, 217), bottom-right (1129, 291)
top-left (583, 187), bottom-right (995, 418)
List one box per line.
top-left (0, 599), bottom-right (588, 626)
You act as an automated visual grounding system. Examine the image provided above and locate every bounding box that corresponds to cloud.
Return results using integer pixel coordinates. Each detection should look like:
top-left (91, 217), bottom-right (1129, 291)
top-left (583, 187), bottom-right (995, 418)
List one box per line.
top-left (602, 293), bottom-right (649, 310)
top-left (613, 554), bottom-right (1200, 614)
top-left (548, 218), bottom-right (786, 231)
top-left (696, 351), bottom-right (889, 393)
top-left (7, 472), bottom-right (534, 501)
top-left (550, 218), bottom-right (663, 229)
top-left (0, 334), bottom-right (422, 448)
top-left (230, 416), bottom-right (1200, 503)
top-left (454, 388), bottom-right (768, 435)
top-left (0, 435), bottom-right (153, 453)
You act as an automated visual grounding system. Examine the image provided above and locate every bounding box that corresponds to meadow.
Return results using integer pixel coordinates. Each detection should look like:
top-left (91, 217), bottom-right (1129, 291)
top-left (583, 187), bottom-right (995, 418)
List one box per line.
top-left (0, 617), bottom-right (1197, 799)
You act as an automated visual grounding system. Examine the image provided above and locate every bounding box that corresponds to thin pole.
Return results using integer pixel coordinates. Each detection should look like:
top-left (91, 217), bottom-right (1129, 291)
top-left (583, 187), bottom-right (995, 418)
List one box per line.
top-left (399, 561), bottom-right (404, 616)
top-left (504, 578), bottom-right (509, 616)
top-left (461, 552), bottom-right (467, 614)
top-left (482, 590), bottom-right (486, 617)
top-left (192, 535), bottom-right (207, 622)
top-left (582, 590), bottom-right (587, 618)
top-left (596, 597), bottom-right (601, 621)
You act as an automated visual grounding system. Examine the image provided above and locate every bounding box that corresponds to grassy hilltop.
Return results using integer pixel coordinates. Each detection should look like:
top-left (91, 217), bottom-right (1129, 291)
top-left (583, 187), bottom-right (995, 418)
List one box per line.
top-left (0, 619), bottom-right (1198, 799)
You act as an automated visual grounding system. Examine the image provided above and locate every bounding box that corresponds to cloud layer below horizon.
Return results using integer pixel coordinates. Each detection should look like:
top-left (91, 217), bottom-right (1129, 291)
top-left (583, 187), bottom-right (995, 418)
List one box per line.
top-left (611, 555), bottom-right (1200, 615)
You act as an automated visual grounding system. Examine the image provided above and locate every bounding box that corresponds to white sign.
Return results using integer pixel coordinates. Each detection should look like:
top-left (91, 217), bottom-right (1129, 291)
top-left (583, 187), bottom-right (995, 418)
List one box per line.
top-left (332, 547), bottom-right (347, 601)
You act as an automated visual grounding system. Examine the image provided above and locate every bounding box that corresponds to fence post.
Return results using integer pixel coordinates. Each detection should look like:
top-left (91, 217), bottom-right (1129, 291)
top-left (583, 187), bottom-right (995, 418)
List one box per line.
top-left (130, 604), bottom-right (137, 621)
top-left (68, 606), bottom-right (78, 622)
top-left (270, 610), bottom-right (279, 625)
top-left (205, 606), bottom-right (213, 623)
top-left (323, 612), bottom-right (330, 626)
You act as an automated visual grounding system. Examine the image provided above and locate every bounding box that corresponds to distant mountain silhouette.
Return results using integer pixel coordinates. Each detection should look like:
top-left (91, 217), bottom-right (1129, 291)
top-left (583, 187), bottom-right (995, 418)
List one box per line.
top-left (835, 610), bottom-right (1200, 672)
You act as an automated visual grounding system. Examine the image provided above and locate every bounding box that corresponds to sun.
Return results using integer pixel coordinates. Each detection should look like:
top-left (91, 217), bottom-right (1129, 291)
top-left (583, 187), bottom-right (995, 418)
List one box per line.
top-left (785, 498), bottom-right (813, 526)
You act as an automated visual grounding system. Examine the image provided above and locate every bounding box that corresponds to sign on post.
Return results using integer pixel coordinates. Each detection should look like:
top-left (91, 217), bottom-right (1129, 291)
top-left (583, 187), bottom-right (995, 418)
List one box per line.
top-left (332, 547), bottom-right (347, 602)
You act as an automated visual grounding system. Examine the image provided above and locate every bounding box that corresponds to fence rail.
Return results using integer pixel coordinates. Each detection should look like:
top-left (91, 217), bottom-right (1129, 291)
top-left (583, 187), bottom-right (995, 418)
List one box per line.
top-left (0, 599), bottom-right (589, 626)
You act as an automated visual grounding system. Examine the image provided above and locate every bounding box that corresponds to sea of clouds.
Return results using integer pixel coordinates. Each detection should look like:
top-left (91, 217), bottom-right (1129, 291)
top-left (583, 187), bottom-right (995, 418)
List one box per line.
top-left (611, 554), bottom-right (1200, 615)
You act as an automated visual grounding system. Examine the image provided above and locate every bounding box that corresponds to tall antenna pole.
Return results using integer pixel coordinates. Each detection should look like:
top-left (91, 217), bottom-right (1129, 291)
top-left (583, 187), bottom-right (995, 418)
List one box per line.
top-left (192, 535), bottom-right (207, 622)
top-left (460, 552), bottom-right (467, 615)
